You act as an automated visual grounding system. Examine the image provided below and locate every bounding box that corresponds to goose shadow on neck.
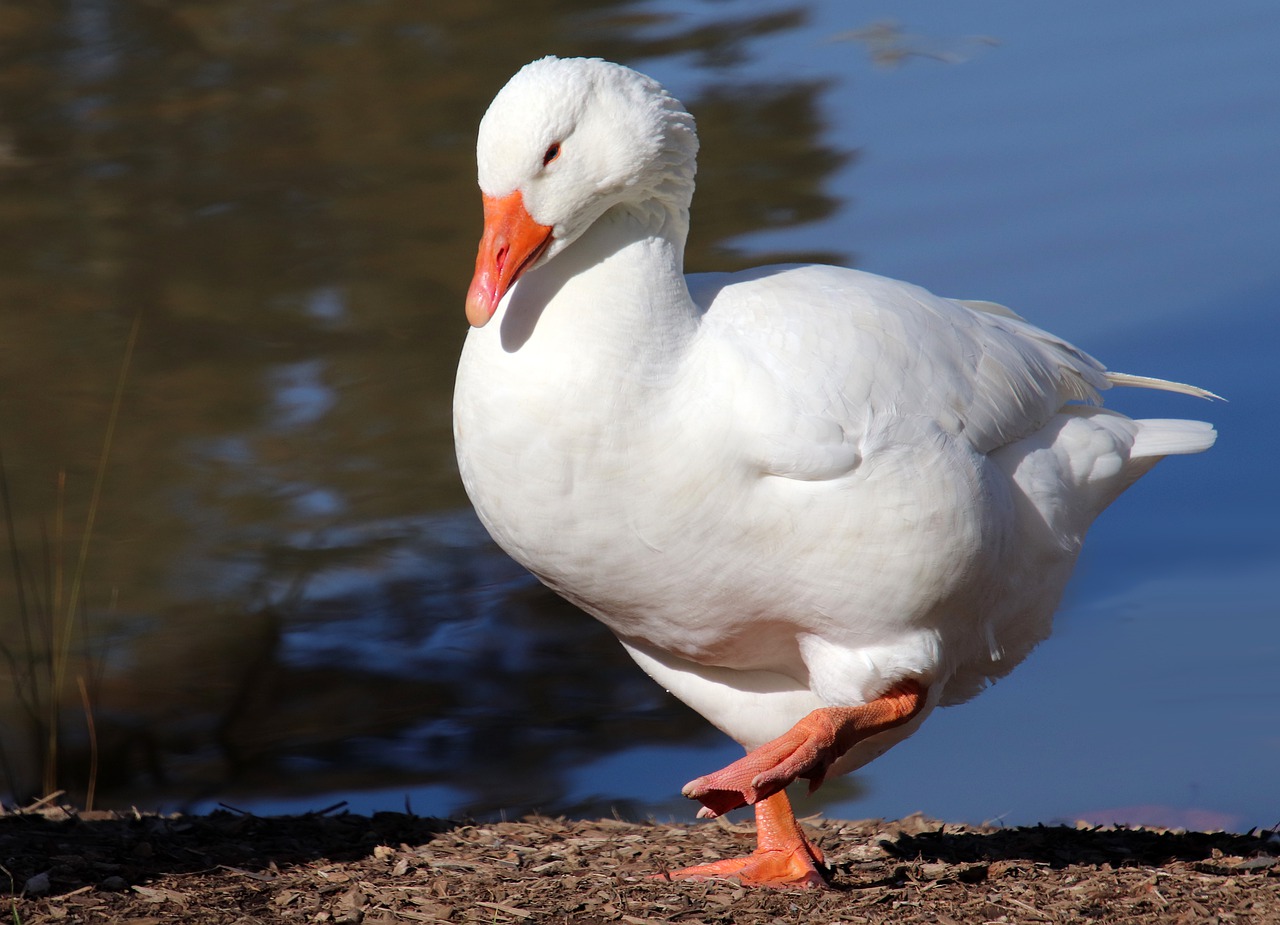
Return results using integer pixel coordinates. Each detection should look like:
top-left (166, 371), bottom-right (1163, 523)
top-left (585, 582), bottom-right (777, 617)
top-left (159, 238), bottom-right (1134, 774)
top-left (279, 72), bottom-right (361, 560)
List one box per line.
top-left (498, 209), bottom-right (687, 353)
top-left (497, 263), bottom-right (564, 353)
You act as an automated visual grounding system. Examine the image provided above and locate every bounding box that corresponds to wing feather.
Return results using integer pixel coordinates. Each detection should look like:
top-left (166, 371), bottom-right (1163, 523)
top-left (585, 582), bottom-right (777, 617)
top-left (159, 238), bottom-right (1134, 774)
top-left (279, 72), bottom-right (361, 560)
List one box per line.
top-left (689, 265), bottom-right (1120, 478)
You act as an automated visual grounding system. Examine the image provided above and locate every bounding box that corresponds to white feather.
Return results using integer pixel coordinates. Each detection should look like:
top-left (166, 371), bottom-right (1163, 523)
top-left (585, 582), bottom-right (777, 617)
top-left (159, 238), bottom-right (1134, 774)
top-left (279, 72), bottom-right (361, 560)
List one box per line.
top-left (1131, 418), bottom-right (1219, 458)
top-left (1105, 371), bottom-right (1224, 401)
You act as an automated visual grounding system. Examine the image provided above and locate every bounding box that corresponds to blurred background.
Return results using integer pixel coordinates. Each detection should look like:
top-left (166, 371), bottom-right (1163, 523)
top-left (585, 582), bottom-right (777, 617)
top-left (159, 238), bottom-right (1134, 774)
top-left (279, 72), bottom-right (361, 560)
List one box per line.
top-left (0, 0), bottom-right (1276, 832)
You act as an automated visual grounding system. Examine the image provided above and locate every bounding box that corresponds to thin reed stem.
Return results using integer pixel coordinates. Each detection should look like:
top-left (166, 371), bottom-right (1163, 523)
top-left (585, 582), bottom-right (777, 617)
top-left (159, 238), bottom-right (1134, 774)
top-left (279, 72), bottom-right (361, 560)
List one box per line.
top-left (44, 312), bottom-right (142, 800)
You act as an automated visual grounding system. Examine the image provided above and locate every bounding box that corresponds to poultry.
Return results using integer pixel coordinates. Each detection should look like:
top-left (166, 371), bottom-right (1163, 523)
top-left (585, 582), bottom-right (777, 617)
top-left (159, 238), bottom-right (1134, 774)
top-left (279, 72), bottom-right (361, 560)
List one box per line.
top-left (452, 56), bottom-right (1217, 888)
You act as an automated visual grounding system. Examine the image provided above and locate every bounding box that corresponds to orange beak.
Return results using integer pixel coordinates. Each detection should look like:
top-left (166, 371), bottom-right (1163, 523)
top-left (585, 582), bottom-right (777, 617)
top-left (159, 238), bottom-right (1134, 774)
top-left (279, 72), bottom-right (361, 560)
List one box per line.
top-left (464, 190), bottom-right (554, 327)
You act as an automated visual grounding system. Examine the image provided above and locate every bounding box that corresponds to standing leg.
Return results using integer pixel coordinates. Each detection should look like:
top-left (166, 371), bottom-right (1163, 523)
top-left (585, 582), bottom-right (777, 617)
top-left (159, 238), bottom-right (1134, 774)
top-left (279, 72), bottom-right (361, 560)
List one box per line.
top-left (657, 789), bottom-right (826, 888)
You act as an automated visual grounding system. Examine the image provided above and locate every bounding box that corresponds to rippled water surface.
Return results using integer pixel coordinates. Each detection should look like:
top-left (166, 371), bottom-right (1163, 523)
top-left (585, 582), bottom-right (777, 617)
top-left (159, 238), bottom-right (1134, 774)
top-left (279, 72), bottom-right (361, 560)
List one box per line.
top-left (1, 0), bottom-right (1276, 831)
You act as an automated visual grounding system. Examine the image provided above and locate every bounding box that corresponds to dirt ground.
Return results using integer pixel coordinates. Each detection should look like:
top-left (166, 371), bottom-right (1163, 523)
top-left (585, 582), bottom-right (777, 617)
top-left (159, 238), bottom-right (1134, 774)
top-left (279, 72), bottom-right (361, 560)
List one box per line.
top-left (3, 802), bottom-right (1278, 924)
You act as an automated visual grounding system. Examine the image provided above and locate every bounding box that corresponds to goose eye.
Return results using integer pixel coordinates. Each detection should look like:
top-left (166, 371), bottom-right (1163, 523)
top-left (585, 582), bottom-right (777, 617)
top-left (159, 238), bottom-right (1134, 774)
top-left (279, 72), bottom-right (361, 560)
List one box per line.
top-left (542, 142), bottom-right (561, 166)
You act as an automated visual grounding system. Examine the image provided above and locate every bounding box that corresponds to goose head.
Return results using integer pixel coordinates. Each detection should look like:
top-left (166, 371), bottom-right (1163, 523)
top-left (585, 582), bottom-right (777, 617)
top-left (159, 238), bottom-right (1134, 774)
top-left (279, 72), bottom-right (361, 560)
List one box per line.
top-left (464, 56), bottom-right (699, 327)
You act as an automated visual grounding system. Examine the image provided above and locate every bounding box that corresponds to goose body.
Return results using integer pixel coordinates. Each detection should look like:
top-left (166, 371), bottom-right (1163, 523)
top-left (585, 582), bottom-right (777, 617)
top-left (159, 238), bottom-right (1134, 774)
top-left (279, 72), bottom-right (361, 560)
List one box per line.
top-left (453, 56), bottom-right (1216, 887)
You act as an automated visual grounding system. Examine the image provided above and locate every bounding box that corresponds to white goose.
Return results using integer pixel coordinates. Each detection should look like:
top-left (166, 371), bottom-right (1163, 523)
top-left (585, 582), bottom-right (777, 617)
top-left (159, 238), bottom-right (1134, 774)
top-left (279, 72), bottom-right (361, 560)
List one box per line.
top-left (453, 56), bottom-right (1216, 888)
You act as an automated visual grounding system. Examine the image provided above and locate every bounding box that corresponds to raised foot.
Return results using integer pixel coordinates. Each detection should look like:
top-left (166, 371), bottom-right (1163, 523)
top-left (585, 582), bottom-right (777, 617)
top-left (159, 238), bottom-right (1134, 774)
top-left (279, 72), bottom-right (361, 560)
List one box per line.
top-left (682, 680), bottom-right (926, 818)
top-left (681, 721), bottom-right (835, 818)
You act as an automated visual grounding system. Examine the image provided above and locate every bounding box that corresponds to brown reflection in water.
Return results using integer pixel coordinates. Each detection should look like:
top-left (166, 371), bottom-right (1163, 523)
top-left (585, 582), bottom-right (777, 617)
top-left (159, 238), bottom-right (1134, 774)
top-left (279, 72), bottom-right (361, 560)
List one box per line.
top-left (0, 1), bottom-right (854, 814)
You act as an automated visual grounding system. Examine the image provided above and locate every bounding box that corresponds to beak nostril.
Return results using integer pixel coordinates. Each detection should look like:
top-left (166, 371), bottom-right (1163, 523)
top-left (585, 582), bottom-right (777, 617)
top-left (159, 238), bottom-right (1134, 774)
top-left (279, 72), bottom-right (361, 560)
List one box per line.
top-left (466, 190), bottom-right (553, 327)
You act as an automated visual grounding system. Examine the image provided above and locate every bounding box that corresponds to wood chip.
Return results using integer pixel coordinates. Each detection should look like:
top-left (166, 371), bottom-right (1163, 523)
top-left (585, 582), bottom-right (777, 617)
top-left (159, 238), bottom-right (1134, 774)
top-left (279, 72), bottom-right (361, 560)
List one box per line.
top-left (474, 900), bottom-right (534, 919)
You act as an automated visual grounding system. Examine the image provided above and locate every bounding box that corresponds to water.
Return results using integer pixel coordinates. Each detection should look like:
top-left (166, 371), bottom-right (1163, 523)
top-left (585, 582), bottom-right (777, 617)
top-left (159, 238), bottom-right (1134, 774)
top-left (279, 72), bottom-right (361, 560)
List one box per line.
top-left (1, 1), bottom-right (1276, 832)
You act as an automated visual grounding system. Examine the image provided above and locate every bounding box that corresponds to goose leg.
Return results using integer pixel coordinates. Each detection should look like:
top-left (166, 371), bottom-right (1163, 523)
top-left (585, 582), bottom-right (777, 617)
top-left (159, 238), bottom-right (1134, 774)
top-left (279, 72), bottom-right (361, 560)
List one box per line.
top-left (657, 790), bottom-right (826, 889)
top-left (683, 679), bottom-right (925, 818)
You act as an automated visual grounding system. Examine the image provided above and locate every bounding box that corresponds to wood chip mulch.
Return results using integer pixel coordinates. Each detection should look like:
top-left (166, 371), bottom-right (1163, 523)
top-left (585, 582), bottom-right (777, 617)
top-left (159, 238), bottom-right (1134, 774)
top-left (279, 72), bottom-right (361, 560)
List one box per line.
top-left (2, 804), bottom-right (1278, 923)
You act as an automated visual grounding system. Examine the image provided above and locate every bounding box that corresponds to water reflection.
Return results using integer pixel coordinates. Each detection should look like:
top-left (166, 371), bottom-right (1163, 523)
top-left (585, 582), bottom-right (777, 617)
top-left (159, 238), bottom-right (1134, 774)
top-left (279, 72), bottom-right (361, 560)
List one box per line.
top-left (0, 0), bottom-right (847, 814)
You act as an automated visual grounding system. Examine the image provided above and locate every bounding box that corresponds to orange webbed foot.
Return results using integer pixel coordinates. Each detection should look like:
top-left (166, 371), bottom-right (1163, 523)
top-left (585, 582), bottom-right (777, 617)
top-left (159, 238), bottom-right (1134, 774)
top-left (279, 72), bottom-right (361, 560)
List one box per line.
top-left (656, 847), bottom-right (826, 889)
top-left (682, 680), bottom-right (926, 819)
top-left (680, 722), bottom-right (835, 817)
top-left (652, 791), bottom-right (828, 889)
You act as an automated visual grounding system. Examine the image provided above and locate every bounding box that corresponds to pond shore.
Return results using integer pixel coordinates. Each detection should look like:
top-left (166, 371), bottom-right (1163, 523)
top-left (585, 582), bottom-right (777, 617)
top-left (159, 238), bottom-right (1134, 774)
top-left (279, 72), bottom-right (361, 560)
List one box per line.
top-left (4, 804), bottom-right (1278, 923)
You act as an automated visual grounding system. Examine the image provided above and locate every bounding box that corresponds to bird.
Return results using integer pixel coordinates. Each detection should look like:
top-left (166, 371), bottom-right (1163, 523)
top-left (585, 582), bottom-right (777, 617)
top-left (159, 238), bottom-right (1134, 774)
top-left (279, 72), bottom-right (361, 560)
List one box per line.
top-left (452, 56), bottom-right (1217, 888)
